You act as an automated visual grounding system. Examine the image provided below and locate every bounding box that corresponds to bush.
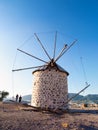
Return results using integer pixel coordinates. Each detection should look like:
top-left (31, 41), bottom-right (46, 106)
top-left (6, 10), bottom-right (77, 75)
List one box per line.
top-left (0, 91), bottom-right (9, 101)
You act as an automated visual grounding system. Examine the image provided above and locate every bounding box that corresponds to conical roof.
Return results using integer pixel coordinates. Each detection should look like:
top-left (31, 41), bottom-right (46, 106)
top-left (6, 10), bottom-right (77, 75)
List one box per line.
top-left (33, 60), bottom-right (69, 75)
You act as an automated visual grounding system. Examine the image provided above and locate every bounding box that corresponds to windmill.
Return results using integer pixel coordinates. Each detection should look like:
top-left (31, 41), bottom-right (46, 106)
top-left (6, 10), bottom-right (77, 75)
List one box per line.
top-left (12, 32), bottom-right (90, 111)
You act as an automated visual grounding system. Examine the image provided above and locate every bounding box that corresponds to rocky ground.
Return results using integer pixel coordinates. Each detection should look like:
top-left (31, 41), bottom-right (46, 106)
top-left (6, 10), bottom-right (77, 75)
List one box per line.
top-left (0, 102), bottom-right (98, 130)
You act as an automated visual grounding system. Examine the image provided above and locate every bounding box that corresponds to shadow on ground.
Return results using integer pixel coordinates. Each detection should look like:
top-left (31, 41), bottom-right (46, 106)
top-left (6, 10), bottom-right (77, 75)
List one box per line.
top-left (79, 124), bottom-right (98, 130)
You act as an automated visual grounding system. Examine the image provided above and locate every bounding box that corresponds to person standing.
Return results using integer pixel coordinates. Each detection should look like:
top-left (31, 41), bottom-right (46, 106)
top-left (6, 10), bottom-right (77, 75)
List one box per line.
top-left (19, 95), bottom-right (22, 103)
top-left (16, 94), bottom-right (19, 102)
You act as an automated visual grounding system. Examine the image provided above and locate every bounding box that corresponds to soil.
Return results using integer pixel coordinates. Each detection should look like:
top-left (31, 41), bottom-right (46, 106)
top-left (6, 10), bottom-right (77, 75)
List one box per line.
top-left (0, 102), bottom-right (98, 130)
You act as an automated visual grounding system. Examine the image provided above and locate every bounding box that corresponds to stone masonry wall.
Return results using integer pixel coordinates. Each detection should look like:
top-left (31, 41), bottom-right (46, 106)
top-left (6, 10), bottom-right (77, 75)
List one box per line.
top-left (31, 68), bottom-right (68, 109)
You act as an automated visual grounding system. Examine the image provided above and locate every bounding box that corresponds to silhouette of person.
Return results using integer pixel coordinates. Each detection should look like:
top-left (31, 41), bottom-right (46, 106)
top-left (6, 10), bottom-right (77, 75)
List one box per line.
top-left (19, 95), bottom-right (22, 103)
top-left (16, 94), bottom-right (19, 102)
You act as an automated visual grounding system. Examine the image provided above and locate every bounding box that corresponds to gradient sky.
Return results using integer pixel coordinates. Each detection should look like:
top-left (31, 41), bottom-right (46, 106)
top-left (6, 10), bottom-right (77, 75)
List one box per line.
top-left (0, 0), bottom-right (98, 97)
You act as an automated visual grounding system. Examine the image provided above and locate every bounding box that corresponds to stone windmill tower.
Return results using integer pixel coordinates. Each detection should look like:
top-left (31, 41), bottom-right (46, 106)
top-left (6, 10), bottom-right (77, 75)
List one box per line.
top-left (12, 32), bottom-right (77, 110)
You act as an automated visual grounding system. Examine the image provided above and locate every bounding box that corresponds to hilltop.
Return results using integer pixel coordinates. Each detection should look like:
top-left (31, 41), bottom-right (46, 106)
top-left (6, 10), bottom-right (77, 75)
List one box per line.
top-left (22, 93), bottom-right (98, 104)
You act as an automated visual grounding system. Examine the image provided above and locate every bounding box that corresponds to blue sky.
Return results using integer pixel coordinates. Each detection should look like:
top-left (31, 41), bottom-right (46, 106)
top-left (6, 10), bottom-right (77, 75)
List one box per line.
top-left (0, 0), bottom-right (98, 97)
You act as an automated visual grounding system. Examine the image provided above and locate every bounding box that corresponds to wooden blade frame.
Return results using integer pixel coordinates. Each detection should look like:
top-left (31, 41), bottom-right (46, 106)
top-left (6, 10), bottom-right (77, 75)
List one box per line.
top-left (67, 84), bottom-right (90, 103)
top-left (12, 65), bottom-right (46, 72)
top-left (54, 44), bottom-right (68, 62)
top-left (61, 84), bottom-right (90, 108)
top-left (53, 31), bottom-right (57, 59)
top-left (34, 33), bottom-right (51, 60)
top-left (17, 49), bottom-right (48, 64)
top-left (55, 39), bottom-right (77, 62)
